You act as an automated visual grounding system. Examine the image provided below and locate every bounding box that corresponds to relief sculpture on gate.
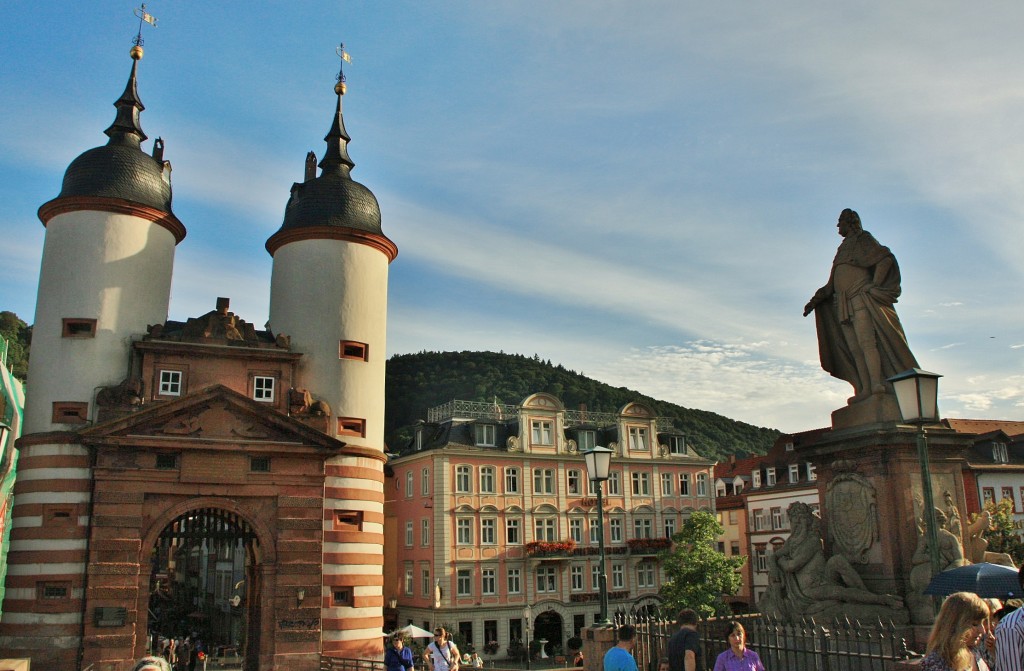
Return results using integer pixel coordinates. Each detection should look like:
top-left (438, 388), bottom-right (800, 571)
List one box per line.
top-left (826, 461), bottom-right (878, 564)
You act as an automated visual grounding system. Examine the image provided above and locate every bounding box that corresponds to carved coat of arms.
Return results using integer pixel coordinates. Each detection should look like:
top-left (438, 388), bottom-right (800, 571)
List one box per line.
top-left (825, 466), bottom-right (878, 564)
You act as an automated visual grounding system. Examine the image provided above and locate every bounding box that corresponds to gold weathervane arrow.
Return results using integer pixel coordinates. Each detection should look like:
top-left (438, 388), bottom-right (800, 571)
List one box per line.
top-left (335, 43), bottom-right (352, 95)
top-left (131, 3), bottom-right (158, 59)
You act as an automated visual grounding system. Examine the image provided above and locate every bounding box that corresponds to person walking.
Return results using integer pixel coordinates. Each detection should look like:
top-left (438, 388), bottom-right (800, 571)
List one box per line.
top-left (667, 609), bottom-right (702, 671)
top-left (386, 634), bottom-right (416, 671)
top-left (426, 627), bottom-right (461, 671)
top-left (603, 625), bottom-right (638, 671)
top-left (712, 622), bottom-right (763, 671)
top-left (920, 591), bottom-right (990, 671)
top-left (997, 566), bottom-right (1024, 671)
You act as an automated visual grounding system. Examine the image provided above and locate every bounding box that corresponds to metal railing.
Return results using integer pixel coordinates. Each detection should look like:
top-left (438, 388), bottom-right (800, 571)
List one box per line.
top-left (321, 658), bottom-right (387, 671)
top-left (427, 399), bottom-right (676, 431)
top-left (613, 609), bottom-right (912, 671)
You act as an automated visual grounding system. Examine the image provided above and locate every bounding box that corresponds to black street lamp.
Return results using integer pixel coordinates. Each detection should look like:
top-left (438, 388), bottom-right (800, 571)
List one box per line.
top-left (583, 445), bottom-right (613, 626)
top-left (522, 605), bottom-right (532, 670)
top-left (888, 368), bottom-right (943, 579)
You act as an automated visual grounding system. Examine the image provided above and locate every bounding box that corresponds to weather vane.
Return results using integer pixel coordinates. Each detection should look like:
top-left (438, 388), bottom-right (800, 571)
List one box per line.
top-left (335, 43), bottom-right (352, 95)
top-left (131, 3), bottom-right (158, 58)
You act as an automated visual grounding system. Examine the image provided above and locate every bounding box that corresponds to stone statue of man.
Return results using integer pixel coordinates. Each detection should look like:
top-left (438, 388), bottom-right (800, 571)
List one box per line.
top-left (803, 209), bottom-right (919, 404)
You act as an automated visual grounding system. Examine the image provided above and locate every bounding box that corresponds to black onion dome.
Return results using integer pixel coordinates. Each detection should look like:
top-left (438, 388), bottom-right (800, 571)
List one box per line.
top-left (276, 94), bottom-right (382, 235)
top-left (55, 58), bottom-right (174, 214)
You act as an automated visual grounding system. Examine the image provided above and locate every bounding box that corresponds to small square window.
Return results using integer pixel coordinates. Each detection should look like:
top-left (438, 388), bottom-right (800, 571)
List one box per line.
top-left (155, 454), bottom-right (177, 470)
top-left (338, 418), bottom-right (366, 438)
top-left (159, 370), bottom-right (183, 396)
top-left (44, 505), bottom-right (75, 526)
top-left (332, 587), bottom-right (352, 606)
top-left (38, 581), bottom-right (70, 600)
top-left (334, 510), bottom-right (364, 531)
top-left (61, 318), bottom-right (96, 338)
top-left (340, 340), bottom-right (369, 361)
top-left (253, 376), bottom-right (275, 402)
top-left (51, 402), bottom-right (88, 424)
top-left (250, 456), bottom-right (271, 472)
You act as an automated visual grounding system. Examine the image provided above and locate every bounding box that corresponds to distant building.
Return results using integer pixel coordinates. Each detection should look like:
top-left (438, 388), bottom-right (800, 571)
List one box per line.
top-left (716, 431), bottom-right (824, 606)
top-left (950, 419), bottom-right (1024, 535)
top-left (384, 394), bottom-right (715, 659)
top-left (713, 456), bottom-right (751, 611)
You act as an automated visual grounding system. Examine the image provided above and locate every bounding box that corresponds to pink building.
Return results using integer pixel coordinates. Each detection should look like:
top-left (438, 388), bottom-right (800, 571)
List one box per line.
top-left (384, 393), bottom-right (715, 660)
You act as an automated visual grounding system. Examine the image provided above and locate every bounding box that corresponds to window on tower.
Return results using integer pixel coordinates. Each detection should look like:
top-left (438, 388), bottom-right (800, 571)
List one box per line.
top-left (61, 318), bottom-right (97, 338)
top-left (340, 340), bottom-right (369, 361)
top-left (338, 418), bottom-right (366, 438)
top-left (51, 402), bottom-right (88, 424)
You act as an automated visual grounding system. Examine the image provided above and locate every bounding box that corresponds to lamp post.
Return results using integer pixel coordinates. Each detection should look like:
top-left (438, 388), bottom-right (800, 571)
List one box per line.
top-left (888, 368), bottom-right (943, 579)
top-left (583, 446), bottom-right (613, 626)
top-left (522, 605), bottom-right (532, 670)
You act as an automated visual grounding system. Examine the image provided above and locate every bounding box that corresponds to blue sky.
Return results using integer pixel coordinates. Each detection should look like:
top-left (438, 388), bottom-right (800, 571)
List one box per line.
top-left (1, 2), bottom-right (1022, 435)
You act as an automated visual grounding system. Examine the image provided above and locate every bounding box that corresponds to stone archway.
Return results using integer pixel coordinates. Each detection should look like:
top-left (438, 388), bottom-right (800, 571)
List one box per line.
top-left (147, 508), bottom-right (261, 670)
top-left (533, 609), bottom-right (564, 658)
top-left (137, 498), bottom-right (277, 671)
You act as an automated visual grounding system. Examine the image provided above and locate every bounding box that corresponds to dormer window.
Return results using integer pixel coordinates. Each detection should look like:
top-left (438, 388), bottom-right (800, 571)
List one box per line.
top-left (628, 426), bottom-right (649, 451)
top-left (474, 423), bottom-right (496, 446)
top-left (531, 420), bottom-right (553, 446)
top-left (752, 471), bottom-right (761, 488)
top-left (668, 436), bottom-right (686, 455)
top-left (765, 468), bottom-right (776, 486)
top-left (807, 462), bottom-right (817, 481)
top-left (785, 441), bottom-right (794, 452)
top-left (577, 430), bottom-right (596, 451)
top-left (789, 464), bottom-right (800, 483)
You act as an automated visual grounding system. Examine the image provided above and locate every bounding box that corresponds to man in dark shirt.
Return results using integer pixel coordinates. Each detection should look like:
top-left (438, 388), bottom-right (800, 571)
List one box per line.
top-left (666, 609), bottom-right (701, 671)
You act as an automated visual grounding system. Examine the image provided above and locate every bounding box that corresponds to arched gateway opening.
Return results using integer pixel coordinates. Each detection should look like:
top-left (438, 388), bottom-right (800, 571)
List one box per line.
top-left (147, 507), bottom-right (262, 671)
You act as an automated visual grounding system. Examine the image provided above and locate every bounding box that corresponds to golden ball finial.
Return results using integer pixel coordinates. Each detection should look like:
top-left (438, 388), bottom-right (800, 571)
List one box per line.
top-left (335, 81), bottom-right (347, 96)
top-left (130, 45), bottom-right (144, 60)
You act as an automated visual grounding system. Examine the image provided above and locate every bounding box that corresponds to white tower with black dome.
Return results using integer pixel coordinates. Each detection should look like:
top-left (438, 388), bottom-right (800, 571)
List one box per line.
top-left (25, 44), bottom-right (185, 434)
top-left (0, 44), bottom-right (185, 664)
top-left (265, 54), bottom-right (397, 658)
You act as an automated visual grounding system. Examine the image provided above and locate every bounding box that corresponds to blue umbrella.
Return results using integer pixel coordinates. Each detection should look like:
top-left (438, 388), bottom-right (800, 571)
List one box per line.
top-left (924, 562), bottom-right (1022, 599)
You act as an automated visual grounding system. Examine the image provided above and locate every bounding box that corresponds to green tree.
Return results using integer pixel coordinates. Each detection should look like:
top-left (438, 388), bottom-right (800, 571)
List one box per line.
top-left (0, 311), bottom-right (30, 381)
top-left (976, 497), bottom-right (1024, 566)
top-left (659, 510), bottom-right (745, 619)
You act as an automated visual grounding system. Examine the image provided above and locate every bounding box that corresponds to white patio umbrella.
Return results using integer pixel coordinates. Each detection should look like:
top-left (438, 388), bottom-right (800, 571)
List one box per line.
top-left (391, 624), bottom-right (434, 639)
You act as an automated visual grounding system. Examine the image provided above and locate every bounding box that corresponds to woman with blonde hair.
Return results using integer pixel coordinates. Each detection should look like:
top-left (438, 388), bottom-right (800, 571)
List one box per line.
top-left (921, 591), bottom-right (990, 671)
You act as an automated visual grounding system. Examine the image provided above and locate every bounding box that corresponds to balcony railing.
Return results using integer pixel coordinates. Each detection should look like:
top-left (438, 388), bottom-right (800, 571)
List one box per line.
top-left (525, 540), bottom-right (577, 557)
top-left (427, 399), bottom-right (676, 430)
top-left (626, 537), bottom-right (673, 555)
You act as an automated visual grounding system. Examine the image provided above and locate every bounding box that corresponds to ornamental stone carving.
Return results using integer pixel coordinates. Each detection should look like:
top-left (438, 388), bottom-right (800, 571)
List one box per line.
top-left (825, 461), bottom-right (878, 564)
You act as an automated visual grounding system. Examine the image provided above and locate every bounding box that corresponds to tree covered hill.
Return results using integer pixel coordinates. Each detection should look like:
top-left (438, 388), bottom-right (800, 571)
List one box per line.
top-left (385, 350), bottom-right (778, 461)
top-left (0, 312), bottom-right (30, 381)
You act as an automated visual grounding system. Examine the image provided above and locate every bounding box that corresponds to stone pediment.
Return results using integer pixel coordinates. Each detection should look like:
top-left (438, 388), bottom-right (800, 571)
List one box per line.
top-left (79, 384), bottom-right (343, 452)
top-left (144, 297), bottom-right (287, 349)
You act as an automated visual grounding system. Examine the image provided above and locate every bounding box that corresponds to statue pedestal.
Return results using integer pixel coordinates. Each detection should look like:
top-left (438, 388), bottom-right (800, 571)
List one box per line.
top-left (831, 393), bottom-right (902, 431)
top-left (804, 423), bottom-right (973, 627)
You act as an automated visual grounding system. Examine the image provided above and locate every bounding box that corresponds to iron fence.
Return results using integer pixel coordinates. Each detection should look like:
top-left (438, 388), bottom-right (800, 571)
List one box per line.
top-left (321, 658), bottom-right (387, 671)
top-left (612, 609), bottom-right (913, 671)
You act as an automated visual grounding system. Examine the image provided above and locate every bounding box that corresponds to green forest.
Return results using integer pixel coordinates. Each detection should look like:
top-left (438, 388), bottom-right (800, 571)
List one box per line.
top-left (0, 312), bottom-right (29, 381)
top-left (385, 351), bottom-right (778, 461)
